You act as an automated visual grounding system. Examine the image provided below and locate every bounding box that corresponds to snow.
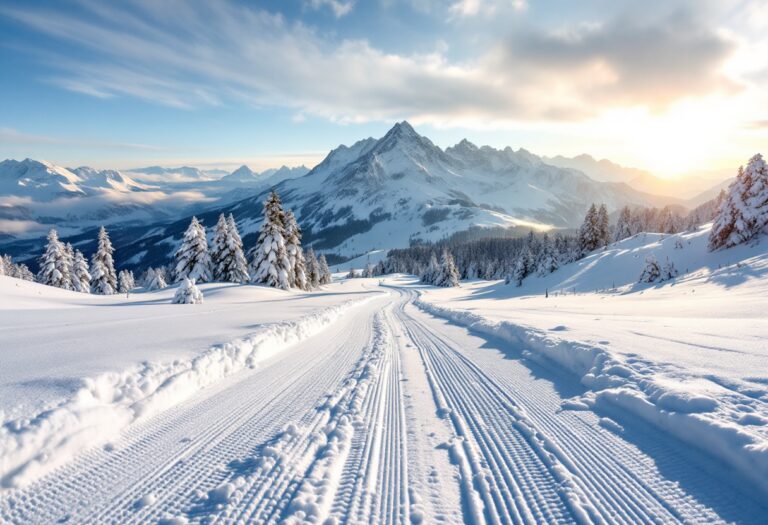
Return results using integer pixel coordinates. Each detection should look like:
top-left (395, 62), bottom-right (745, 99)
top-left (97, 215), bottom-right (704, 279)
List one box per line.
top-left (414, 225), bottom-right (768, 494)
top-left (0, 276), bottom-right (382, 488)
top-left (1, 225), bottom-right (768, 523)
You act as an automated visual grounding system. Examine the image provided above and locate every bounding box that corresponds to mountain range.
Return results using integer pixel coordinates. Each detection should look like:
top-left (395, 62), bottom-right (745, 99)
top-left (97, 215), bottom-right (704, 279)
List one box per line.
top-left (0, 159), bottom-right (309, 240)
top-left (0, 121), bottom-right (725, 271)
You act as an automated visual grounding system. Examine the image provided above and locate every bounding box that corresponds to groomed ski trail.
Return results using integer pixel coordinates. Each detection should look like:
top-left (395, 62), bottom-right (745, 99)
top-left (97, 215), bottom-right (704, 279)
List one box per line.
top-left (1, 284), bottom-right (767, 524)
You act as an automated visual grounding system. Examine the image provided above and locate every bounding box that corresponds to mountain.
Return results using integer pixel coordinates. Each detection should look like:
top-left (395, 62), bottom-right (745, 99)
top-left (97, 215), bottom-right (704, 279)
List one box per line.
top-left (0, 159), bottom-right (86, 201)
top-left (545, 154), bottom-right (732, 200)
top-left (220, 165), bottom-right (260, 183)
top-left (543, 154), bottom-right (647, 184)
top-left (0, 122), bottom-right (685, 272)
top-left (0, 157), bottom-right (315, 242)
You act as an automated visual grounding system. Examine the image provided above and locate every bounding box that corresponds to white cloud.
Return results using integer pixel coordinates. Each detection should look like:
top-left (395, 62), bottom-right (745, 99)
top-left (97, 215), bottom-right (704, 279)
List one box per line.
top-left (0, 1), bottom-right (747, 127)
top-left (307, 0), bottom-right (355, 18)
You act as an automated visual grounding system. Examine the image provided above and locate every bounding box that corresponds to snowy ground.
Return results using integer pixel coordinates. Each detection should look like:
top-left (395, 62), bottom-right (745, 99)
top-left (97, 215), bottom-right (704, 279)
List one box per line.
top-left (1, 228), bottom-right (767, 523)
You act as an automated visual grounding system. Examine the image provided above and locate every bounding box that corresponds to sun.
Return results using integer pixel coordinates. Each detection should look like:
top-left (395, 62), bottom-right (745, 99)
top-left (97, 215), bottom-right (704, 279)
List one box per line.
top-left (592, 100), bottom-right (733, 179)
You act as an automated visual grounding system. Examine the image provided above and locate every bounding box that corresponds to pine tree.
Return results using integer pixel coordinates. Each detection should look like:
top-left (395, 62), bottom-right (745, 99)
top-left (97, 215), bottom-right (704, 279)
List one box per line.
top-left (318, 254), bottom-right (332, 285)
top-left (145, 267), bottom-right (168, 290)
top-left (435, 249), bottom-right (460, 287)
top-left (614, 206), bottom-right (632, 242)
top-left (63, 243), bottom-right (75, 290)
top-left (71, 249), bottom-right (91, 293)
top-left (577, 204), bottom-right (600, 257)
top-left (118, 270), bottom-right (134, 294)
top-left (15, 264), bottom-right (35, 282)
top-left (284, 210), bottom-right (307, 289)
top-left (211, 213), bottom-right (230, 281)
top-left (175, 217), bottom-right (213, 283)
top-left (661, 258), bottom-right (678, 281)
top-left (639, 254), bottom-right (661, 283)
top-left (709, 154), bottom-right (768, 250)
top-left (511, 255), bottom-right (527, 287)
top-left (305, 248), bottom-right (321, 289)
top-left (536, 234), bottom-right (559, 275)
top-left (91, 226), bottom-right (117, 295)
top-left (211, 214), bottom-right (249, 283)
top-left (225, 214), bottom-right (249, 283)
top-left (363, 262), bottom-right (374, 278)
top-left (421, 254), bottom-right (440, 284)
top-left (38, 229), bottom-right (71, 289)
top-left (250, 191), bottom-right (292, 289)
top-left (173, 277), bottom-right (204, 304)
top-left (597, 204), bottom-right (610, 247)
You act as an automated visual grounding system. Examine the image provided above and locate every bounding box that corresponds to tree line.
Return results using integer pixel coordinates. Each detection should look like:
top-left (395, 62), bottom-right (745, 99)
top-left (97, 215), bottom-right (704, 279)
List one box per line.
top-left (0, 190), bottom-right (332, 294)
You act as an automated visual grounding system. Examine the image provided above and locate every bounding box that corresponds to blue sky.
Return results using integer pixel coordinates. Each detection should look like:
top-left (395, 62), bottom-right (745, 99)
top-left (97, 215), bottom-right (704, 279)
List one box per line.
top-left (1, 0), bottom-right (767, 176)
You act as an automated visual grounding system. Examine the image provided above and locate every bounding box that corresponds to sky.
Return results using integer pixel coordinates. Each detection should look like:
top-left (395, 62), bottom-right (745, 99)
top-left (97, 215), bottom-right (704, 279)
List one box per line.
top-left (1, 0), bottom-right (767, 178)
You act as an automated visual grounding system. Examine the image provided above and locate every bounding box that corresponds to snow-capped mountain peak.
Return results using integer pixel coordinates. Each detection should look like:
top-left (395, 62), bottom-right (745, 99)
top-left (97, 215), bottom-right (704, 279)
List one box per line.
top-left (222, 165), bottom-right (259, 182)
top-left (0, 158), bottom-right (85, 200)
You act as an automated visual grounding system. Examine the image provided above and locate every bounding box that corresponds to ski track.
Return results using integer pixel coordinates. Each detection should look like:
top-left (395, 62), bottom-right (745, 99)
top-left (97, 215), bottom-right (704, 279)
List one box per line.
top-left (2, 285), bottom-right (767, 524)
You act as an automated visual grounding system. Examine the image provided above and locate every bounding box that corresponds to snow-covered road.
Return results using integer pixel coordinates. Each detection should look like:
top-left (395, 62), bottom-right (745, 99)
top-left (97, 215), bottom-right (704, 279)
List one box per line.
top-left (1, 285), bottom-right (766, 524)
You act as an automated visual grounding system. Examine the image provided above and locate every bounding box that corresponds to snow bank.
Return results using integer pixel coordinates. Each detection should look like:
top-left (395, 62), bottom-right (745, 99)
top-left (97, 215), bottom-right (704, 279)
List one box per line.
top-left (0, 294), bottom-right (379, 489)
top-left (414, 295), bottom-right (768, 495)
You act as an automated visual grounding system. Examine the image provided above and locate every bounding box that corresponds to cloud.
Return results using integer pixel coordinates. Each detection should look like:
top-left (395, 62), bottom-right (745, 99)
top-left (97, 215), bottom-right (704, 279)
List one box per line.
top-left (449, 0), bottom-right (526, 18)
top-left (496, 8), bottom-right (736, 111)
top-left (306, 0), bottom-right (355, 18)
top-left (0, 219), bottom-right (45, 235)
top-left (1, 1), bottom-right (738, 125)
top-left (0, 128), bottom-right (163, 151)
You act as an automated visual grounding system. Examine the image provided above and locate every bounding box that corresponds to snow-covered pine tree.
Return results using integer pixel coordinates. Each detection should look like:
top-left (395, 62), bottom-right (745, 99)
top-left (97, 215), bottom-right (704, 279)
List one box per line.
top-left (421, 254), bottom-right (440, 284)
top-left (511, 254), bottom-right (528, 287)
top-left (175, 217), bottom-right (213, 283)
top-left (363, 262), bottom-right (374, 278)
top-left (145, 267), bottom-right (168, 290)
top-left (173, 277), bottom-right (204, 304)
top-left (318, 254), bottom-right (332, 284)
top-left (536, 234), bottom-right (559, 276)
top-left (284, 210), bottom-right (308, 289)
top-left (118, 270), bottom-right (133, 294)
top-left (211, 213), bottom-right (249, 283)
top-left (639, 254), bottom-right (661, 283)
top-left (435, 249), bottom-right (460, 287)
top-left (91, 226), bottom-right (118, 295)
top-left (63, 243), bottom-right (75, 290)
top-left (577, 204), bottom-right (600, 257)
top-left (709, 153), bottom-right (768, 250)
top-left (597, 204), bottom-right (610, 247)
top-left (614, 206), bottom-right (632, 242)
top-left (225, 214), bottom-right (249, 283)
top-left (305, 248), bottom-right (320, 289)
top-left (250, 191), bottom-right (292, 290)
top-left (661, 258), bottom-right (678, 281)
top-left (658, 206), bottom-right (682, 234)
top-left (38, 229), bottom-right (71, 289)
top-left (71, 249), bottom-right (91, 293)
top-left (211, 213), bottom-right (230, 281)
top-left (15, 264), bottom-right (35, 282)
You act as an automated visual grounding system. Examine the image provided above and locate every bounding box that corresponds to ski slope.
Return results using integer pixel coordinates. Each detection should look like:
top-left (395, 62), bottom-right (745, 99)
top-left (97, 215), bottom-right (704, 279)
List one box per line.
top-left (1, 237), bottom-right (768, 523)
